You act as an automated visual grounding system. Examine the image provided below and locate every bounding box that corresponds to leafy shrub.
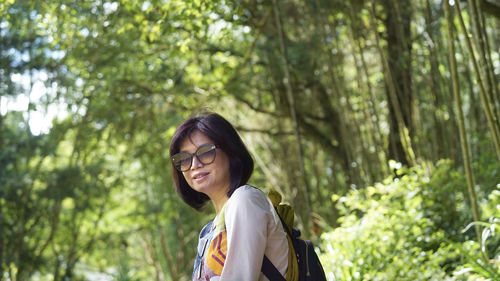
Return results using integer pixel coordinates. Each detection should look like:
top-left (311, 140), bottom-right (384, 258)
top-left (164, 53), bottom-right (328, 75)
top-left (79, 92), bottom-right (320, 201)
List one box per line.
top-left (451, 189), bottom-right (499, 281)
top-left (320, 161), bottom-right (499, 281)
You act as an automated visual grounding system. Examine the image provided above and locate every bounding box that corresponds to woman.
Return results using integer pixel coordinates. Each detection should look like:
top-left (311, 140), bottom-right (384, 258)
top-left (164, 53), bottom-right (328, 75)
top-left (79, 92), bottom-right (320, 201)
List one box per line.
top-left (169, 112), bottom-right (289, 281)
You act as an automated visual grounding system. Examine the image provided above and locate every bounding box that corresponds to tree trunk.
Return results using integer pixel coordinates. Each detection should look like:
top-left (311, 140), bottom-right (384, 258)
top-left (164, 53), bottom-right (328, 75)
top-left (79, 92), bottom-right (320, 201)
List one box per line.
top-left (385, 0), bottom-right (415, 165)
top-left (369, 0), bottom-right (416, 166)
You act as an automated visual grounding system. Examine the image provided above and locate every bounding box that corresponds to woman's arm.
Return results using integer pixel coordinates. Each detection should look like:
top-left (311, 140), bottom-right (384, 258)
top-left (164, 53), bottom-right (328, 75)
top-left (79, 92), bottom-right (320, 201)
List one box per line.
top-left (220, 186), bottom-right (272, 281)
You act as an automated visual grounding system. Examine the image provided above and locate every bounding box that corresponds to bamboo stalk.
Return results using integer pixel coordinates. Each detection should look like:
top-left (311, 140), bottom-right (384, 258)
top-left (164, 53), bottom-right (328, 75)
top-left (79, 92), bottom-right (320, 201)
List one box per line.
top-left (311, 0), bottom-right (361, 186)
top-left (368, 0), bottom-right (417, 167)
top-left (423, 0), bottom-right (449, 160)
top-left (350, 42), bottom-right (380, 182)
top-left (357, 33), bottom-right (388, 174)
top-left (473, 0), bottom-right (500, 138)
top-left (454, 0), bottom-right (500, 160)
top-left (271, 0), bottom-right (312, 236)
top-left (444, 0), bottom-right (481, 243)
top-left (468, 0), bottom-right (499, 114)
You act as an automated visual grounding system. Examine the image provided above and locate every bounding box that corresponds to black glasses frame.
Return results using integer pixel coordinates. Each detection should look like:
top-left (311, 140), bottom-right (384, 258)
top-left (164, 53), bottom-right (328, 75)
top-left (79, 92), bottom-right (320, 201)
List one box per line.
top-left (171, 143), bottom-right (217, 172)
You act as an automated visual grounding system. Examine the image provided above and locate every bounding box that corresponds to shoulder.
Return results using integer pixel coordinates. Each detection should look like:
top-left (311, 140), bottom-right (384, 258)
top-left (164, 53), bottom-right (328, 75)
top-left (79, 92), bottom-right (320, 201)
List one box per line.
top-left (225, 185), bottom-right (273, 217)
top-left (227, 185), bottom-right (269, 207)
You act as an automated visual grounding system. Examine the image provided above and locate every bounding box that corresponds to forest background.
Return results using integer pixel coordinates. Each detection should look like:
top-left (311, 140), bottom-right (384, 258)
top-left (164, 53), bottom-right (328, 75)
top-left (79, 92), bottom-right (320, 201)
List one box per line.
top-left (1, 0), bottom-right (499, 280)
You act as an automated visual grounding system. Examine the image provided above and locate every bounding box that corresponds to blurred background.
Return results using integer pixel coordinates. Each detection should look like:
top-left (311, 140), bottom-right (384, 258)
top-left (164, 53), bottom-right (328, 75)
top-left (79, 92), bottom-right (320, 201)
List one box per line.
top-left (1, 0), bottom-right (499, 280)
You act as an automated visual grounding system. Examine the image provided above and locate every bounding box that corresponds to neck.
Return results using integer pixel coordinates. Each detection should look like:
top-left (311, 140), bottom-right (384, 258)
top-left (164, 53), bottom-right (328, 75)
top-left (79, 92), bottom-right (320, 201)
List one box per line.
top-left (211, 192), bottom-right (229, 215)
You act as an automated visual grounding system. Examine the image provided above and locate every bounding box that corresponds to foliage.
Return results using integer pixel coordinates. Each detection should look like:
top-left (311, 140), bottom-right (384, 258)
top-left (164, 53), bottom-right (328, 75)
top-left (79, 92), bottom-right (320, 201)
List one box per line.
top-left (320, 161), bottom-right (500, 280)
top-left (1, 0), bottom-right (499, 280)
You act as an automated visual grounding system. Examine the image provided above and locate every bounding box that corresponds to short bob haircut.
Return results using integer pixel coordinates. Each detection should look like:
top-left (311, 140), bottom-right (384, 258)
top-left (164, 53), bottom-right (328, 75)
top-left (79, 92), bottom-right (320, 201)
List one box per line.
top-left (169, 112), bottom-right (254, 210)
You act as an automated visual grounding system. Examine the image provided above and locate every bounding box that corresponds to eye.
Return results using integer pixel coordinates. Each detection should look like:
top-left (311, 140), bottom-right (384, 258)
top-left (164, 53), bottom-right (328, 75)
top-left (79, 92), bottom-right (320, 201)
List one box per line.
top-left (172, 152), bottom-right (191, 163)
top-left (196, 144), bottom-right (216, 165)
top-left (197, 144), bottom-right (215, 155)
top-left (180, 157), bottom-right (191, 164)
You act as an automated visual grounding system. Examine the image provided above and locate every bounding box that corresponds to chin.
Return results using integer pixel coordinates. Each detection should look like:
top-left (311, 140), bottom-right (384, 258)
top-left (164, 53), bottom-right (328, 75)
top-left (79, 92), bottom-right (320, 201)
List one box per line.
top-left (191, 184), bottom-right (210, 194)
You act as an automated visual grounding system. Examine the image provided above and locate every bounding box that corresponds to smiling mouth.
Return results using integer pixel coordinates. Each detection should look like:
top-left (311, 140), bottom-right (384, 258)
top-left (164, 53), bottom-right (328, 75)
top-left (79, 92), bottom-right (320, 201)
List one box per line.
top-left (193, 173), bottom-right (209, 180)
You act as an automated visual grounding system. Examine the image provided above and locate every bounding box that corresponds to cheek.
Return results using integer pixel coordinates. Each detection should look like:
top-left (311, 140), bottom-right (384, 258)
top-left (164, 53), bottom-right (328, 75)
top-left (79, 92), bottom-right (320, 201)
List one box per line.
top-left (220, 159), bottom-right (232, 181)
top-left (181, 172), bottom-right (193, 186)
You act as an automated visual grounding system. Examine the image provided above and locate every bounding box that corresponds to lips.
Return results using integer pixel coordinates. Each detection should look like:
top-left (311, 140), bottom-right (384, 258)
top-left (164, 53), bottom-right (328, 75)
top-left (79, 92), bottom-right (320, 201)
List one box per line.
top-left (192, 172), bottom-right (209, 181)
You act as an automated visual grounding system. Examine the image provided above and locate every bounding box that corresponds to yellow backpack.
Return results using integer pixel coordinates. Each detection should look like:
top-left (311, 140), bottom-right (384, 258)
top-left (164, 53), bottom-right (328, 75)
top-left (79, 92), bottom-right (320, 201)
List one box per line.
top-left (268, 189), bottom-right (300, 281)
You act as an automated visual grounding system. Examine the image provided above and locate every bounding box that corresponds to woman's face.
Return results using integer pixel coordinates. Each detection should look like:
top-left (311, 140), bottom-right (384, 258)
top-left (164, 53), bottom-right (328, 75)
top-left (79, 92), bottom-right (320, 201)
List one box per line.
top-left (179, 130), bottom-right (231, 200)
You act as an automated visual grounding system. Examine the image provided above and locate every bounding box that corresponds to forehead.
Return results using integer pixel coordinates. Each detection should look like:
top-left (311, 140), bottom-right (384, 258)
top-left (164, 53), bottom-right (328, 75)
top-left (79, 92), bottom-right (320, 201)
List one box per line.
top-left (179, 130), bottom-right (215, 152)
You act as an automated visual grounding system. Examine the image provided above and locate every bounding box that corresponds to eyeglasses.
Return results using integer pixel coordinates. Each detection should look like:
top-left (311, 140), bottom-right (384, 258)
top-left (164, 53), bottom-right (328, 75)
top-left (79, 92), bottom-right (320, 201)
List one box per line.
top-left (171, 143), bottom-right (217, 172)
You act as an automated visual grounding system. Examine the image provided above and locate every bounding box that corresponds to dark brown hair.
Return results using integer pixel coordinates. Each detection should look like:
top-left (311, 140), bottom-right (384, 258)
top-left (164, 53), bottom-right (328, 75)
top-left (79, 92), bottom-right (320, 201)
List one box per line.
top-left (169, 113), bottom-right (254, 210)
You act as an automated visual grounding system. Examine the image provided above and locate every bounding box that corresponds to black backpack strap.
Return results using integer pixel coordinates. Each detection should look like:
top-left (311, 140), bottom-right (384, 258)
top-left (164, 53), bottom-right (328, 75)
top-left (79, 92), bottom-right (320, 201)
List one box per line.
top-left (262, 255), bottom-right (287, 281)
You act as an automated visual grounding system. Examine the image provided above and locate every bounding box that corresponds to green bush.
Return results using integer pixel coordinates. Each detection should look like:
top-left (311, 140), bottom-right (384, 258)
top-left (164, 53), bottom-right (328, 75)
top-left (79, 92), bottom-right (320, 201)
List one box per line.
top-left (320, 161), bottom-right (499, 281)
top-left (450, 189), bottom-right (499, 281)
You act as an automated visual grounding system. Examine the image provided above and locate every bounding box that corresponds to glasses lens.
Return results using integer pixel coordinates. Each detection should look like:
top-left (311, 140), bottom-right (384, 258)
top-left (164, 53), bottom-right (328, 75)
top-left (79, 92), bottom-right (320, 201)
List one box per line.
top-left (196, 144), bottom-right (216, 165)
top-left (172, 152), bottom-right (192, 172)
top-left (171, 144), bottom-right (217, 172)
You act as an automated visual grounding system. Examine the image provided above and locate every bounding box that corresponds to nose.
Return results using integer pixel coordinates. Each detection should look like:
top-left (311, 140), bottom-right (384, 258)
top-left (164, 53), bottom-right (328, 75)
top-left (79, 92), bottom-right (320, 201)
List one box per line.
top-left (190, 155), bottom-right (203, 170)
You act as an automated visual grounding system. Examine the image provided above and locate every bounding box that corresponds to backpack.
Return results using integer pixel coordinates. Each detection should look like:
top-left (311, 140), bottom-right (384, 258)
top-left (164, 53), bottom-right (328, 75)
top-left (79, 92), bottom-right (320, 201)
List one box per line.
top-left (261, 190), bottom-right (327, 281)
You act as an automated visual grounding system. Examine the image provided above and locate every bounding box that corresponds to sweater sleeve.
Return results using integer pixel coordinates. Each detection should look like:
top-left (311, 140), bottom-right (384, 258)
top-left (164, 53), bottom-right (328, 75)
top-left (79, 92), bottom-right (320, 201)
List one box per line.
top-left (219, 186), bottom-right (272, 281)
